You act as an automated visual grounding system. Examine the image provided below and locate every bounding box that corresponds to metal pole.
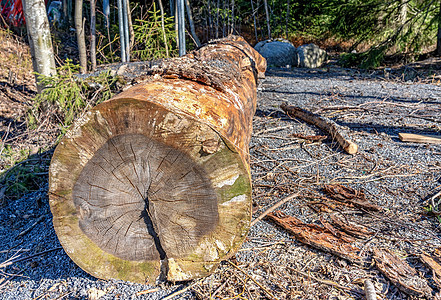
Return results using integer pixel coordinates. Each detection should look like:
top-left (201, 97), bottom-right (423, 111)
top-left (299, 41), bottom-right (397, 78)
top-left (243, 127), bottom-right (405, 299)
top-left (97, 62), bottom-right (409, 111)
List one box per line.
top-left (177, 0), bottom-right (186, 56)
top-left (122, 0), bottom-right (130, 61)
top-left (117, 0), bottom-right (126, 62)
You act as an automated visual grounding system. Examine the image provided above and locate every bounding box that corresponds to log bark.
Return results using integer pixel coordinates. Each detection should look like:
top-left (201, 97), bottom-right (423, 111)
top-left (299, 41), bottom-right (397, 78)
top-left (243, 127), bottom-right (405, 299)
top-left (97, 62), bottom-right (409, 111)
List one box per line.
top-left (49, 36), bottom-right (266, 284)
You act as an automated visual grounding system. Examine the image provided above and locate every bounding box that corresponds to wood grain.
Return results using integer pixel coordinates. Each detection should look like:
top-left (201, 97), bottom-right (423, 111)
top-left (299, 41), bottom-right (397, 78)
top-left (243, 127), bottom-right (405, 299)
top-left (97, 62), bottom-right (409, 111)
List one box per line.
top-left (49, 36), bottom-right (265, 284)
top-left (398, 132), bottom-right (441, 144)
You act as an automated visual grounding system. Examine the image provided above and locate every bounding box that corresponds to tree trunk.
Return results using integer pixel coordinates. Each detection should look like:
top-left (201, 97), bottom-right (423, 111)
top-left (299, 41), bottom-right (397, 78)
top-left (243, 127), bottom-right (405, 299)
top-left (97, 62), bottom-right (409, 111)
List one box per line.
top-left (437, 0), bottom-right (441, 56)
top-left (263, 0), bottom-right (271, 39)
top-left (117, 0), bottom-right (126, 62)
top-left (75, 0), bottom-right (87, 73)
top-left (49, 36), bottom-right (267, 284)
top-left (207, 0), bottom-right (213, 40)
top-left (121, 0), bottom-right (130, 61)
top-left (22, 0), bottom-right (57, 91)
top-left (215, 0), bottom-right (219, 38)
top-left (177, 0), bottom-right (186, 55)
top-left (126, 0), bottom-right (134, 50)
top-left (90, 0), bottom-right (97, 71)
top-left (285, 0), bottom-right (290, 39)
top-left (184, 0), bottom-right (201, 47)
top-left (250, 0), bottom-right (258, 42)
top-left (231, 0), bottom-right (235, 34)
top-left (158, 0), bottom-right (169, 57)
top-left (222, 0), bottom-right (226, 36)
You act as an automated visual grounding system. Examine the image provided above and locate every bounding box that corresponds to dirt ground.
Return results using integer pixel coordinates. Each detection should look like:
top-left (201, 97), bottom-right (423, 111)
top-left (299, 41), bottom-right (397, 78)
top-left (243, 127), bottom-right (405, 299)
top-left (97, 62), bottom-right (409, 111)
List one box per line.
top-left (1, 30), bottom-right (441, 299)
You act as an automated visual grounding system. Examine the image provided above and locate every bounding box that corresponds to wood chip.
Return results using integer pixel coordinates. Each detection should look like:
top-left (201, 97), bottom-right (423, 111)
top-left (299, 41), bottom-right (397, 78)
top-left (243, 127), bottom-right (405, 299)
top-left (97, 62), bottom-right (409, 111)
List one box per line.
top-left (373, 248), bottom-right (431, 297)
top-left (399, 132), bottom-right (441, 144)
top-left (267, 211), bottom-right (362, 264)
top-left (323, 184), bottom-right (380, 211)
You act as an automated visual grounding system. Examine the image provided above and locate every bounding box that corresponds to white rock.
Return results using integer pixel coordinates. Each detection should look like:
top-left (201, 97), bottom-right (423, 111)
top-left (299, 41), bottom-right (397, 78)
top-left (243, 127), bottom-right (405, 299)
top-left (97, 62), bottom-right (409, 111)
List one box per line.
top-left (295, 44), bottom-right (327, 68)
top-left (254, 39), bottom-right (297, 67)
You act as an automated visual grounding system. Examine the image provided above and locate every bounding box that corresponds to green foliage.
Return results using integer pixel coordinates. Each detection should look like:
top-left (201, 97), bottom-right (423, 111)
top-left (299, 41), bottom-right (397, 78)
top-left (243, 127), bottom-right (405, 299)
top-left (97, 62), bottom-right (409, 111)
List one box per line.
top-left (1, 145), bottom-right (30, 171)
top-left (327, 0), bottom-right (440, 68)
top-left (424, 204), bottom-right (441, 223)
top-left (132, 3), bottom-right (177, 60)
top-left (28, 59), bottom-right (119, 134)
top-left (339, 46), bottom-right (386, 69)
top-left (0, 147), bottom-right (50, 203)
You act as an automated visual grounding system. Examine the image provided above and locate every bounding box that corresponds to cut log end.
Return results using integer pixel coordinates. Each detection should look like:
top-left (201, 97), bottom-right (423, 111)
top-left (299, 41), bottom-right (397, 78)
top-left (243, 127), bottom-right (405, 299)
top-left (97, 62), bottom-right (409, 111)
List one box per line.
top-left (49, 35), bottom-right (264, 284)
top-left (344, 141), bottom-right (358, 155)
top-left (49, 99), bottom-right (252, 284)
top-left (73, 133), bottom-right (219, 262)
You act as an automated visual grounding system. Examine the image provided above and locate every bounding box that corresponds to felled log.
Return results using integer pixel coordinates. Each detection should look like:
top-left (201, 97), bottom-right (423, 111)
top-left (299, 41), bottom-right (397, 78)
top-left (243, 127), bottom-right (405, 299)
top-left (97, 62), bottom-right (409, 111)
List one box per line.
top-left (48, 36), bottom-right (266, 284)
top-left (280, 103), bottom-right (358, 154)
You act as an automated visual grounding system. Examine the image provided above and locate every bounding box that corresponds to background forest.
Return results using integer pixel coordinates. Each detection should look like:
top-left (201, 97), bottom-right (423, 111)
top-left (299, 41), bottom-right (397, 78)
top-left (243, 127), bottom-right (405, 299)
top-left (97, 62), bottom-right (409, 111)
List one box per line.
top-left (6, 0), bottom-right (441, 72)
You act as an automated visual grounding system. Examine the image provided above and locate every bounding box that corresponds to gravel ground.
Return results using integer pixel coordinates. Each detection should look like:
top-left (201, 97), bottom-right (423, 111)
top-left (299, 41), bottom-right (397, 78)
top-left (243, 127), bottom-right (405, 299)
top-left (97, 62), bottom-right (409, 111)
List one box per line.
top-left (1, 66), bottom-right (441, 299)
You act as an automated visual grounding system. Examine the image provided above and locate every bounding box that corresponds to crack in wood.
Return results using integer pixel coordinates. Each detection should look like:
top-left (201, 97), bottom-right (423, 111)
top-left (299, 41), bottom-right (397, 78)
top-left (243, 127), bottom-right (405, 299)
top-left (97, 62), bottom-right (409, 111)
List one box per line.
top-left (72, 134), bottom-right (219, 263)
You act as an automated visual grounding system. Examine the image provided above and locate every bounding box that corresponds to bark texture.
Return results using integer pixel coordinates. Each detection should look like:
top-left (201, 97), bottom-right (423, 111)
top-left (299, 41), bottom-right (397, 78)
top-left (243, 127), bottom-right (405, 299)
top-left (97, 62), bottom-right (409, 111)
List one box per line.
top-left (75, 0), bottom-right (87, 73)
top-left (22, 0), bottom-right (57, 90)
top-left (49, 36), bottom-right (266, 284)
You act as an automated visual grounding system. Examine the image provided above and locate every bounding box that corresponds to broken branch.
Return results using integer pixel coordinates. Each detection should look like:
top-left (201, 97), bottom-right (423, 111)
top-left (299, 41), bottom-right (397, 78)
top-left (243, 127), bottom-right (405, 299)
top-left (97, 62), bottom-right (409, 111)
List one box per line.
top-left (280, 103), bottom-right (358, 154)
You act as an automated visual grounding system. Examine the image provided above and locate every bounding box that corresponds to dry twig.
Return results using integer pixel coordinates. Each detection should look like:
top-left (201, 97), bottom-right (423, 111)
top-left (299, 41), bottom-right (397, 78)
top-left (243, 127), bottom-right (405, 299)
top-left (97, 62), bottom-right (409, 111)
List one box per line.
top-left (286, 265), bottom-right (353, 291)
top-left (17, 215), bottom-right (45, 238)
top-left (227, 260), bottom-right (278, 299)
top-left (162, 279), bottom-right (202, 300)
top-left (250, 192), bottom-right (299, 227)
top-left (364, 279), bottom-right (377, 300)
top-left (0, 247), bottom-right (62, 269)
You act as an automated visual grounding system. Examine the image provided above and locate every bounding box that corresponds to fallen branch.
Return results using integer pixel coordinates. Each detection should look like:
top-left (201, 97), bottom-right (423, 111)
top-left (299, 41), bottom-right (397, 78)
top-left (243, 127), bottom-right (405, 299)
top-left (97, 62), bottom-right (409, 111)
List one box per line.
top-left (135, 287), bottom-right (160, 296)
top-left (250, 192), bottom-right (299, 227)
top-left (0, 247), bottom-right (62, 269)
top-left (17, 215), bottom-right (45, 238)
top-left (289, 133), bottom-right (327, 142)
top-left (280, 103), bottom-right (358, 154)
top-left (162, 279), bottom-right (203, 300)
